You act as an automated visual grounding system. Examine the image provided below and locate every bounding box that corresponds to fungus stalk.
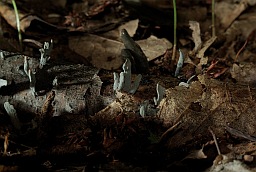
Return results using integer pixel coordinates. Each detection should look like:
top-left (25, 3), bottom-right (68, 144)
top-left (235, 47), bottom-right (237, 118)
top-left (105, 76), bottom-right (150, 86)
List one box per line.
top-left (39, 39), bottom-right (53, 69)
top-left (174, 49), bottom-right (184, 77)
top-left (153, 83), bottom-right (166, 106)
top-left (24, 56), bottom-right (36, 95)
top-left (113, 58), bottom-right (142, 94)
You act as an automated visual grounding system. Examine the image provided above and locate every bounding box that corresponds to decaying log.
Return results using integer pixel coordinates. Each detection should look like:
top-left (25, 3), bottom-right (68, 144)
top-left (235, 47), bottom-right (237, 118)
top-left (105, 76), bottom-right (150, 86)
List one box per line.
top-left (92, 74), bottom-right (256, 150)
top-left (0, 53), bottom-right (103, 126)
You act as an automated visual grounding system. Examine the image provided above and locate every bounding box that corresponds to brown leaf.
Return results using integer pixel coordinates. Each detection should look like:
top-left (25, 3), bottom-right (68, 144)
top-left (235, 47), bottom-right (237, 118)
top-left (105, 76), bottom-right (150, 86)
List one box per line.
top-left (158, 74), bottom-right (256, 149)
top-left (230, 63), bottom-right (256, 84)
top-left (102, 19), bottom-right (139, 41)
top-left (69, 34), bottom-right (124, 70)
top-left (215, 1), bottom-right (249, 29)
top-left (0, 2), bottom-right (24, 31)
top-left (197, 36), bottom-right (216, 59)
top-left (183, 148), bottom-right (207, 160)
top-left (189, 21), bottom-right (202, 53)
top-left (136, 35), bottom-right (172, 61)
top-left (0, 2), bottom-right (60, 32)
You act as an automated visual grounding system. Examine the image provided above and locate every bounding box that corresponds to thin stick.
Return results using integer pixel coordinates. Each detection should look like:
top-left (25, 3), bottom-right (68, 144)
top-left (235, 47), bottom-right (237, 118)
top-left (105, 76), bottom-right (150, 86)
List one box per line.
top-left (159, 121), bottom-right (181, 142)
top-left (209, 127), bottom-right (221, 155)
top-left (234, 39), bottom-right (248, 62)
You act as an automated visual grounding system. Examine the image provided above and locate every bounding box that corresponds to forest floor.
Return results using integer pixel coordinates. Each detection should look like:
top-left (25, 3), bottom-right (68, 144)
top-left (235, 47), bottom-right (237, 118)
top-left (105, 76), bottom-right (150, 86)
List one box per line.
top-left (0, 0), bottom-right (256, 171)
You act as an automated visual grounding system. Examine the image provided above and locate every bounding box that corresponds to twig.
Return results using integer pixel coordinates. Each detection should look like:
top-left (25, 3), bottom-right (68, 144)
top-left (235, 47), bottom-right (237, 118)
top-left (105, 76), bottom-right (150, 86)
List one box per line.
top-left (209, 127), bottom-right (221, 155)
top-left (159, 121), bottom-right (182, 143)
top-left (23, 39), bottom-right (43, 48)
top-left (234, 30), bottom-right (255, 62)
top-left (234, 39), bottom-right (248, 62)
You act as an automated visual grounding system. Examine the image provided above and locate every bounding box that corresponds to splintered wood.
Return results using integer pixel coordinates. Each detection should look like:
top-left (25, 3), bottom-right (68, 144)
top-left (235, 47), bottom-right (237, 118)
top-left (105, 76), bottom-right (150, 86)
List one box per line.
top-left (158, 74), bottom-right (256, 148)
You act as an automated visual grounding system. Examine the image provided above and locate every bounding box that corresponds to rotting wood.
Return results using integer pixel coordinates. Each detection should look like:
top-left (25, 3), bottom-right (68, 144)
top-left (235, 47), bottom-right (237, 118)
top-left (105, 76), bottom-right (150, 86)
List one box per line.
top-left (0, 54), bottom-right (103, 119)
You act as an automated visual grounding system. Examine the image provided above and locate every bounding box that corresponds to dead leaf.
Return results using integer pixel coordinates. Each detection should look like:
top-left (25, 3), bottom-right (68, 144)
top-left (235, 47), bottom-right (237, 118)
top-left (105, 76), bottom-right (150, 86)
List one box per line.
top-left (215, 0), bottom-right (256, 30)
top-left (198, 56), bottom-right (208, 71)
top-left (0, 2), bottom-right (60, 32)
top-left (183, 148), bottom-right (207, 160)
top-left (195, 35), bottom-right (216, 70)
top-left (102, 19), bottom-right (139, 41)
top-left (69, 34), bottom-right (124, 70)
top-left (118, 19), bottom-right (139, 37)
top-left (217, 12), bottom-right (256, 61)
top-left (91, 100), bottom-right (123, 127)
top-left (230, 63), bottom-right (256, 85)
top-left (0, 2), bottom-right (28, 32)
top-left (197, 36), bottom-right (217, 59)
top-left (103, 19), bottom-right (172, 61)
top-left (225, 14), bottom-right (256, 43)
top-left (69, 32), bottom-right (172, 70)
top-left (158, 74), bottom-right (256, 149)
top-left (137, 35), bottom-right (172, 61)
top-left (189, 21), bottom-right (202, 53)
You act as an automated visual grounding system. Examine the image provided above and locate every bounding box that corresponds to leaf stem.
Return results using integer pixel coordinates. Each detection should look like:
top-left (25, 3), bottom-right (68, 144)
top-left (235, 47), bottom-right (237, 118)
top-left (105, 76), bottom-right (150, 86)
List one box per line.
top-left (12, 0), bottom-right (22, 50)
top-left (171, 0), bottom-right (177, 61)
